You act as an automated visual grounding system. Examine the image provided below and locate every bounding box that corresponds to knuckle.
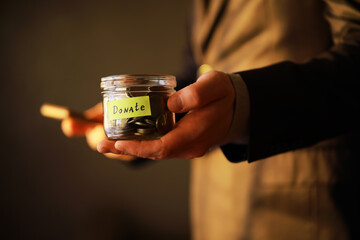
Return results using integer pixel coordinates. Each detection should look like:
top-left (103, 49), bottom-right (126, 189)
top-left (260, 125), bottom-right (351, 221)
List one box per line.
top-left (135, 143), bottom-right (146, 157)
top-left (207, 70), bottom-right (223, 81)
top-left (146, 139), bottom-right (170, 160)
top-left (157, 144), bottom-right (170, 159)
top-left (212, 70), bottom-right (230, 84)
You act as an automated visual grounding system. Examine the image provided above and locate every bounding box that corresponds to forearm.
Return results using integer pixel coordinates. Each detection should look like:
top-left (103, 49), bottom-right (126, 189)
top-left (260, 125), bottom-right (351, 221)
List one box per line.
top-left (221, 0), bottom-right (360, 162)
top-left (223, 44), bottom-right (360, 162)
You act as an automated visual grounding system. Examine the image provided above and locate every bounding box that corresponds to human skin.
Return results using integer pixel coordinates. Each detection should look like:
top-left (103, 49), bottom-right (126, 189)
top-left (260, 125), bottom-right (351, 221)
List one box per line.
top-left (61, 102), bottom-right (136, 161)
top-left (97, 70), bottom-right (236, 160)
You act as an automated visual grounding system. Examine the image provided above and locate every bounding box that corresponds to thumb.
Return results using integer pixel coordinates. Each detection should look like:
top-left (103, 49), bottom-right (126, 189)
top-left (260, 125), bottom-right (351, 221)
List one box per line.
top-left (167, 71), bottom-right (232, 113)
top-left (167, 91), bottom-right (185, 113)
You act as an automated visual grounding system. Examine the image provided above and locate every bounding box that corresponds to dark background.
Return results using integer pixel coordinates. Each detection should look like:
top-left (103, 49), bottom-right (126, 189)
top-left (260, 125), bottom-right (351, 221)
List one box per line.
top-left (1, 0), bottom-right (192, 239)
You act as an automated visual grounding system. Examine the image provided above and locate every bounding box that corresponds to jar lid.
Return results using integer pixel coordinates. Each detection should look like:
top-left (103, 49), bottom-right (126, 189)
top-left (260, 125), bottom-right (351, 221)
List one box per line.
top-left (101, 74), bottom-right (176, 89)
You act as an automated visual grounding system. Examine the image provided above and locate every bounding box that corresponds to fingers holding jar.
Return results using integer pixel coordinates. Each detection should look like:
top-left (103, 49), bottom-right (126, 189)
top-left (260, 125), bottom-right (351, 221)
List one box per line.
top-left (98, 71), bottom-right (236, 160)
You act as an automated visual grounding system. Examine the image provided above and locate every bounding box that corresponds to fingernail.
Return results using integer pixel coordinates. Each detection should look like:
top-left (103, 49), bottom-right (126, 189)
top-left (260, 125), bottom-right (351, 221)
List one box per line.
top-left (97, 143), bottom-right (106, 153)
top-left (114, 141), bottom-right (122, 150)
top-left (170, 94), bottom-right (183, 112)
top-left (114, 141), bottom-right (128, 155)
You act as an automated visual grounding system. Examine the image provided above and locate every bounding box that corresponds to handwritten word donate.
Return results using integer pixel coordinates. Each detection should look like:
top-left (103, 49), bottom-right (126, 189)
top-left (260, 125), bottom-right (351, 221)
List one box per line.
top-left (107, 96), bottom-right (152, 120)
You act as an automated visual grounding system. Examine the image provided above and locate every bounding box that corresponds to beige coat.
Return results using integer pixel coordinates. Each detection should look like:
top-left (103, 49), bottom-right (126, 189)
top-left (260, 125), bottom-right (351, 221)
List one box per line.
top-left (189, 0), bottom-right (359, 239)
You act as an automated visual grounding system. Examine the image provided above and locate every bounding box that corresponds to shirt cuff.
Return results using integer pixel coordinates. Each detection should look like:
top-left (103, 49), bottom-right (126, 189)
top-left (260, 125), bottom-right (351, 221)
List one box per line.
top-left (225, 73), bottom-right (250, 144)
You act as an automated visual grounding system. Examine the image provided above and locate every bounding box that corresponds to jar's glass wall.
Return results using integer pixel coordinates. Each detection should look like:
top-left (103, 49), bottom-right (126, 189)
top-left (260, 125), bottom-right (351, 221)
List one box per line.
top-left (101, 75), bottom-right (176, 140)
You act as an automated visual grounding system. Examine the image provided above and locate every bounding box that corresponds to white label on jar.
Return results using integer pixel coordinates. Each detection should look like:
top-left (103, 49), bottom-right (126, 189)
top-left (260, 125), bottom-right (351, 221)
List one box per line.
top-left (107, 96), bottom-right (152, 120)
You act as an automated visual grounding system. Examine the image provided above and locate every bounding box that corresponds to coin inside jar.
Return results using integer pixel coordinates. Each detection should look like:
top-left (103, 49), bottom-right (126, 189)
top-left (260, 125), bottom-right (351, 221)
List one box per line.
top-left (101, 74), bottom-right (176, 140)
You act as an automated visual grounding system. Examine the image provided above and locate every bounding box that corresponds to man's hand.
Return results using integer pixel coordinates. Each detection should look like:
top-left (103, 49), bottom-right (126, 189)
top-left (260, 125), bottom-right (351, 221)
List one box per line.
top-left (97, 70), bottom-right (235, 160)
top-left (61, 102), bottom-right (136, 161)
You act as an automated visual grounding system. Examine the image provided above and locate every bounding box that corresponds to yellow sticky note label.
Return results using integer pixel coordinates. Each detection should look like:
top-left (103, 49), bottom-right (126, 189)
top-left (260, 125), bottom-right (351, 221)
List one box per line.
top-left (107, 96), bottom-right (152, 120)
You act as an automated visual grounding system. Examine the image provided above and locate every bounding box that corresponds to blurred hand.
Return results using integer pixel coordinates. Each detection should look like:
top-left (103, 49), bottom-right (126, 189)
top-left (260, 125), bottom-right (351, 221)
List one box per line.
top-left (61, 102), bottom-right (136, 161)
top-left (97, 70), bottom-right (235, 160)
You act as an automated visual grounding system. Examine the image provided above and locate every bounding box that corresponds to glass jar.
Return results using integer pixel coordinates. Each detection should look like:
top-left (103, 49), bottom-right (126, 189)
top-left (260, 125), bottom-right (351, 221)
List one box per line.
top-left (101, 74), bottom-right (176, 140)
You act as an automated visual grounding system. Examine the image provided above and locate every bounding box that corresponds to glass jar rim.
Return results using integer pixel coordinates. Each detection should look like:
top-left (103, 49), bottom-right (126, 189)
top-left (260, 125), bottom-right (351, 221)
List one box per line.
top-left (101, 74), bottom-right (176, 89)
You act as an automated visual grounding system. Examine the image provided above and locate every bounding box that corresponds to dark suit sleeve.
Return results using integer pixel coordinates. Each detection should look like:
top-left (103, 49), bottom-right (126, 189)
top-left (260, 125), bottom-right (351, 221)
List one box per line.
top-left (221, 0), bottom-right (360, 162)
